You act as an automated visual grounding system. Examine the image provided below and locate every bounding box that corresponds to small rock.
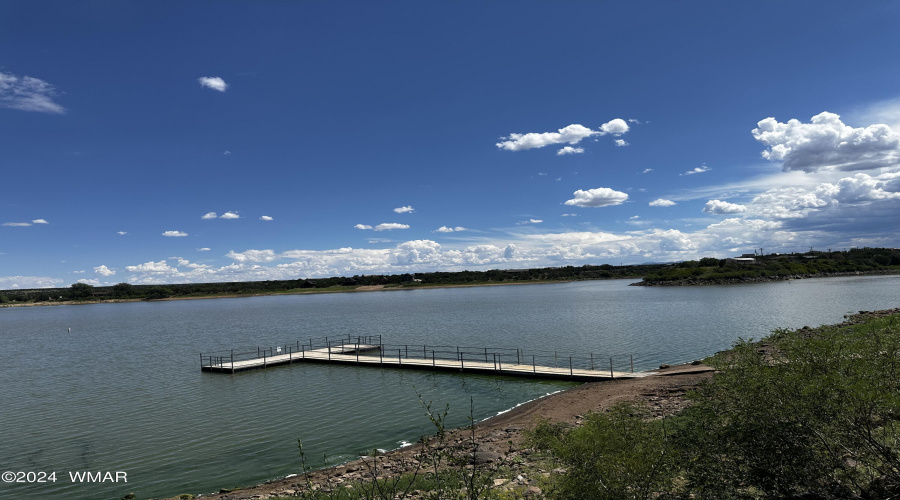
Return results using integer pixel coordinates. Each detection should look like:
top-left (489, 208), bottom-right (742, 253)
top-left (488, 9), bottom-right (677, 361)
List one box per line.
top-left (659, 363), bottom-right (670, 369)
top-left (524, 486), bottom-right (543, 496)
top-left (470, 450), bottom-right (502, 464)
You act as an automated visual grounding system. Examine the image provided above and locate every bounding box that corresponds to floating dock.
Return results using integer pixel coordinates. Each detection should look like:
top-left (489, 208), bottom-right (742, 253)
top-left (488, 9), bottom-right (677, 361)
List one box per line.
top-left (200, 336), bottom-right (645, 382)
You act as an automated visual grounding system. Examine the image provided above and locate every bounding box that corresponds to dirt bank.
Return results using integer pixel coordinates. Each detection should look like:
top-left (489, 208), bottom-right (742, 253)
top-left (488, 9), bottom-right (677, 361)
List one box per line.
top-left (158, 363), bottom-right (713, 500)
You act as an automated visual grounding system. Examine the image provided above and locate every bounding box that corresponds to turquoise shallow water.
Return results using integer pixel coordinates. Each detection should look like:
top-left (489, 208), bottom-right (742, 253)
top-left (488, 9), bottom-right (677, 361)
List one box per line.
top-left (1, 276), bottom-right (898, 499)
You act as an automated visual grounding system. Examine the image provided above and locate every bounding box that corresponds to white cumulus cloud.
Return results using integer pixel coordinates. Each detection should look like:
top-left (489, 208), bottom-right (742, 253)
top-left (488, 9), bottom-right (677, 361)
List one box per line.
top-left (752, 111), bottom-right (900, 172)
top-left (496, 119), bottom-right (629, 152)
top-left (703, 200), bottom-right (748, 215)
top-left (497, 124), bottom-right (596, 151)
top-left (260, 215), bottom-right (274, 221)
top-left (565, 187), bottom-right (629, 207)
top-left (226, 249), bottom-right (277, 263)
top-left (374, 223), bottom-right (410, 231)
top-left (556, 146), bottom-right (584, 155)
top-left (198, 76), bottom-right (228, 92)
top-left (162, 230), bottom-right (188, 237)
top-left (126, 260), bottom-right (175, 273)
top-left (392, 240), bottom-right (442, 265)
top-left (649, 199), bottom-right (676, 207)
top-left (355, 224), bottom-right (373, 230)
top-left (435, 226), bottom-right (467, 232)
top-left (220, 211), bottom-right (240, 219)
top-left (393, 206), bottom-right (415, 213)
top-left (599, 118), bottom-right (629, 135)
top-left (94, 265), bottom-right (116, 276)
top-left (202, 212), bottom-right (218, 220)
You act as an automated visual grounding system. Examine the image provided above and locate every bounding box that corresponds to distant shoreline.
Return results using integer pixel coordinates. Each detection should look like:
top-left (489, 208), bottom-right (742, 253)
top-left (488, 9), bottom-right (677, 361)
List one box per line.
top-left (5, 270), bottom-right (900, 309)
top-left (631, 269), bottom-right (900, 286)
top-left (0, 279), bottom-right (585, 309)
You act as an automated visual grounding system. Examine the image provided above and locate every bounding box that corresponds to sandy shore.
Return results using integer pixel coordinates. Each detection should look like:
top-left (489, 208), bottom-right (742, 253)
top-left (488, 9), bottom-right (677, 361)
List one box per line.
top-left (158, 363), bottom-right (713, 500)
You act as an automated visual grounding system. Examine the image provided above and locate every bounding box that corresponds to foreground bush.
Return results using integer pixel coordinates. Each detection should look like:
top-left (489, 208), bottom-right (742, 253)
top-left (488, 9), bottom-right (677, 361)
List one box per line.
top-left (526, 312), bottom-right (900, 499)
top-left (679, 314), bottom-right (900, 499)
top-left (527, 403), bottom-right (677, 500)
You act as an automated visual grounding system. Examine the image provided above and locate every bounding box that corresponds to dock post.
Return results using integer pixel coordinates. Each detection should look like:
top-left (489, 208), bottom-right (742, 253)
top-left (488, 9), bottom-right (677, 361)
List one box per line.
top-left (630, 355), bottom-right (634, 373)
top-left (356, 345), bottom-right (359, 364)
top-left (200, 352), bottom-right (203, 368)
top-left (533, 355), bottom-right (536, 373)
top-left (432, 350), bottom-right (435, 368)
top-left (328, 341), bottom-right (331, 361)
top-left (517, 348), bottom-right (520, 365)
top-left (264, 351), bottom-right (267, 368)
top-left (405, 344), bottom-right (408, 359)
top-left (379, 346), bottom-right (383, 365)
top-left (493, 353), bottom-right (497, 371)
top-left (398, 349), bottom-right (402, 366)
top-left (289, 346), bottom-right (292, 362)
top-left (484, 347), bottom-right (488, 363)
top-left (460, 353), bottom-right (464, 370)
top-left (498, 354), bottom-right (502, 371)
top-left (609, 357), bottom-right (614, 379)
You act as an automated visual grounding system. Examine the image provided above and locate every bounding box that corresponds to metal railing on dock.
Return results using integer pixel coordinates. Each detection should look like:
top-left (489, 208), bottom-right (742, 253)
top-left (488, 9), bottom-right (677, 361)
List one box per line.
top-left (200, 335), bottom-right (642, 381)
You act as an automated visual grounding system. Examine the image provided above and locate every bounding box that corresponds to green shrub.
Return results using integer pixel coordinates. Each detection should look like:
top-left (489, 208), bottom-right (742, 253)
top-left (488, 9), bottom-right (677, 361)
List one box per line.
top-left (527, 403), bottom-right (677, 499)
top-left (676, 316), bottom-right (900, 498)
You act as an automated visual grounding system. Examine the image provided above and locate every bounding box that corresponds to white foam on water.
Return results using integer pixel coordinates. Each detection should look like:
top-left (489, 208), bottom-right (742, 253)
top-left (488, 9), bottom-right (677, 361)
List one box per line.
top-left (489, 389), bottom-right (567, 419)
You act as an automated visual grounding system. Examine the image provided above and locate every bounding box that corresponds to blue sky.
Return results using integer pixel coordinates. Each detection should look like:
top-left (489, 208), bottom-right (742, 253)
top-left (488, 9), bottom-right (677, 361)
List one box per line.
top-left (3, 1), bottom-right (900, 289)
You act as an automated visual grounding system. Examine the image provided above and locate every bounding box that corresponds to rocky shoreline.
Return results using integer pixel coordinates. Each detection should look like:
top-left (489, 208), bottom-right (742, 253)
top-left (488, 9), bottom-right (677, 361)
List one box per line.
top-left (152, 308), bottom-right (900, 500)
top-left (156, 364), bottom-right (714, 500)
top-left (630, 269), bottom-right (899, 286)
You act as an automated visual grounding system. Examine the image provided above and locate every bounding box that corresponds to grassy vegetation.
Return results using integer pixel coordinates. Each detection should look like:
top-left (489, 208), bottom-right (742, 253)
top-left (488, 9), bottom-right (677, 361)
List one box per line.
top-left (525, 310), bottom-right (900, 499)
top-left (283, 395), bottom-right (518, 500)
top-left (144, 310), bottom-right (900, 499)
top-left (640, 247), bottom-right (900, 285)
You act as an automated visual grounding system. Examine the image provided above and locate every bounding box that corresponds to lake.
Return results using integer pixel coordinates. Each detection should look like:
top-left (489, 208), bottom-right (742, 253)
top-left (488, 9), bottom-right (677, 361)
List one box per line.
top-left (1, 275), bottom-right (898, 499)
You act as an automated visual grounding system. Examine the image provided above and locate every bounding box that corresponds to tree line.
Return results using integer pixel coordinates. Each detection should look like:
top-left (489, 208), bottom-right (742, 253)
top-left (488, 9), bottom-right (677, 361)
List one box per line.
top-left (2, 247), bottom-right (898, 305)
top-left (0, 263), bottom-right (661, 304)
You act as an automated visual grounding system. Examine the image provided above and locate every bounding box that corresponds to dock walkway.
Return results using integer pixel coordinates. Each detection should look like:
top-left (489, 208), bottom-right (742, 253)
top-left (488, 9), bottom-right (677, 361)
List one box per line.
top-left (200, 336), bottom-right (645, 382)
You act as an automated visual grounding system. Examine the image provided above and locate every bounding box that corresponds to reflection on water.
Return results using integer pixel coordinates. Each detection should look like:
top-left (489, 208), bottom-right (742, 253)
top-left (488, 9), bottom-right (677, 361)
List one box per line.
top-left (0, 275), bottom-right (897, 499)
